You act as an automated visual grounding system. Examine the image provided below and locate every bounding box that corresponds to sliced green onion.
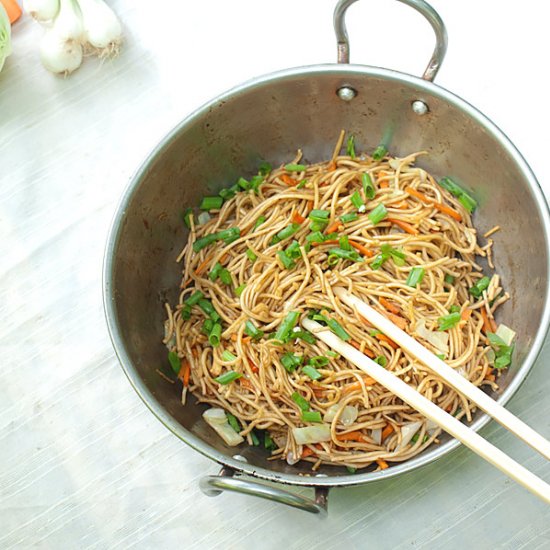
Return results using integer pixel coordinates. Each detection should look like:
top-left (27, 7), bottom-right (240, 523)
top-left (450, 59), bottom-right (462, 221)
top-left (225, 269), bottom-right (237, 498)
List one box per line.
top-left (309, 220), bottom-right (328, 232)
top-left (308, 356), bottom-right (329, 367)
top-left (327, 318), bottom-right (351, 341)
top-left (469, 276), bottom-right (491, 298)
top-left (185, 290), bottom-right (204, 306)
top-left (368, 203), bottom-right (388, 225)
top-left (340, 212), bottom-right (358, 224)
top-left (346, 135), bottom-right (356, 158)
top-left (301, 411), bottom-right (323, 423)
top-left (369, 329), bottom-right (381, 337)
top-left (285, 240), bottom-right (301, 259)
top-left (327, 247), bottom-right (363, 264)
top-left (181, 304), bottom-right (191, 320)
top-left (202, 319), bottom-right (214, 335)
top-left (209, 262), bottom-right (222, 281)
top-left (198, 299), bottom-right (220, 321)
top-left (362, 173), bottom-right (375, 199)
top-left (449, 305), bottom-right (461, 314)
top-left (253, 215), bottom-right (267, 231)
top-left (302, 365), bottom-right (322, 381)
top-left (285, 163), bottom-right (306, 172)
top-left (274, 311), bottom-right (300, 342)
top-left (294, 330), bottom-right (317, 344)
top-left (372, 144), bottom-right (387, 160)
top-left (444, 274), bottom-right (455, 284)
top-left (438, 312), bottom-right (461, 331)
top-left (308, 209), bottom-right (330, 222)
top-left (226, 412), bottom-right (241, 432)
top-left (281, 352), bottom-right (304, 372)
top-left (219, 268), bottom-right (232, 285)
top-left (244, 320), bottom-right (264, 340)
top-left (221, 350), bottom-right (237, 361)
top-left (487, 332), bottom-right (514, 369)
top-left (278, 250), bottom-right (296, 269)
top-left (200, 196), bottom-right (223, 210)
top-left (380, 243), bottom-right (406, 266)
top-left (168, 351), bottom-right (180, 374)
top-left (250, 430), bottom-right (260, 446)
top-left (350, 191), bottom-right (365, 211)
top-left (192, 234), bottom-right (218, 252)
top-left (306, 231), bottom-right (326, 244)
top-left (182, 207), bottom-right (193, 229)
top-left (291, 391), bottom-right (310, 412)
top-left (214, 371), bottom-right (242, 384)
top-left (235, 284), bottom-right (246, 297)
top-left (346, 466), bottom-right (357, 474)
top-left (216, 227), bottom-right (240, 244)
top-left (406, 267), bottom-right (425, 288)
top-left (237, 177), bottom-right (251, 191)
top-left (249, 176), bottom-right (263, 194)
top-left (264, 431), bottom-right (276, 450)
top-left (258, 161), bottom-right (272, 176)
top-left (272, 223), bottom-right (301, 244)
top-left (246, 248), bottom-right (257, 262)
top-left (339, 235), bottom-right (351, 251)
top-left (371, 253), bottom-right (386, 270)
top-left (438, 177), bottom-right (477, 213)
top-left (411, 434), bottom-right (429, 444)
top-left (326, 350), bottom-right (340, 358)
top-left (296, 179), bottom-right (307, 189)
top-left (374, 355), bottom-right (387, 367)
top-left (218, 187), bottom-right (236, 201)
top-left (209, 323), bottom-right (222, 346)
top-left (436, 353), bottom-right (446, 360)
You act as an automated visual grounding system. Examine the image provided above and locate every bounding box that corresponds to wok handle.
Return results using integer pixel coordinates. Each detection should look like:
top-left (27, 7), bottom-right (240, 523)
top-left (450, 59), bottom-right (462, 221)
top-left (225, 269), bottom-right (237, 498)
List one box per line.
top-left (333, 0), bottom-right (448, 81)
top-left (200, 466), bottom-right (329, 516)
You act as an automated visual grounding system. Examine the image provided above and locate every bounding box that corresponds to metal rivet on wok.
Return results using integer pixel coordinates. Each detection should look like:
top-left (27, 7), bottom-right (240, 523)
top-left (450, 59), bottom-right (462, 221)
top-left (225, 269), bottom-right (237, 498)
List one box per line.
top-left (412, 100), bottom-right (429, 115)
top-left (337, 86), bottom-right (357, 101)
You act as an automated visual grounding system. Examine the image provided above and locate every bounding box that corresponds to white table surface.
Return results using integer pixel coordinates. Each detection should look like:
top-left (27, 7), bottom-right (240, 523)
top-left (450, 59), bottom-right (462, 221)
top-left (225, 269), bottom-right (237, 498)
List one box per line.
top-left (1, 1), bottom-right (550, 547)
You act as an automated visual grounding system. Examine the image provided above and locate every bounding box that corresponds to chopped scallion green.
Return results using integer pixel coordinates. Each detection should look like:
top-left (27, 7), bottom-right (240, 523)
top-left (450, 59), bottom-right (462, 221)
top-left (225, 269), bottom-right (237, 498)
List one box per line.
top-left (214, 371), bottom-right (242, 384)
top-left (308, 356), bottom-right (329, 368)
top-left (246, 248), bottom-right (257, 262)
top-left (291, 391), bottom-right (310, 412)
top-left (444, 274), bottom-right (455, 284)
top-left (244, 320), bottom-right (264, 340)
top-left (368, 203), bottom-right (388, 225)
top-left (346, 135), bottom-right (356, 158)
top-left (208, 323), bottom-right (222, 346)
top-left (302, 365), bottom-right (322, 380)
top-left (258, 161), bottom-right (272, 176)
top-left (253, 216), bottom-right (267, 231)
top-left (362, 173), bottom-right (375, 199)
top-left (235, 284), bottom-right (246, 297)
top-left (296, 179), bottom-right (307, 189)
top-left (168, 351), bottom-right (180, 374)
top-left (301, 411), bottom-right (323, 423)
top-left (274, 311), bottom-right (300, 343)
top-left (406, 267), bottom-right (425, 288)
top-left (185, 290), bottom-right (204, 306)
top-left (226, 412), bottom-right (241, 432)
top-left (340, 212), bottom-right (358, 224)
top-left (264, 431), bottom-right (276, 450)
top-left (306, 231), bottom-right (326, 244)
top-left (219, 268), bottom-right (232, 285)
top-left (209, 262), bottom-right (222, 281)
top-left (281, 352), bottom-right (304, 372)
top-left (327, 247), bottom-right (363, 265)
top-left (272, 223), bottom-right (301, 244)
top-left (469, 276), bottom-right (491, 298)
top-left (372, 144), bottom-right (387, 160)
top-left (285, 240), bottom-right (301, 259)
top-left (438, 177), bottom-right (477, 213)
top-left (285, 163), bottom-right (306, 172)
top-left (277, 250), bottom-right (296, 269)
top-left (200, 196), bottom-right (223, 210)
top-left (437, 312), bottom-right (461, 331)
top-left (350, 191), bottom-right (365, 211)
top-left (339, 235), bottom-right (351, 251)
top-left (182, 208), bottom-right (193, 229)
top-left (198, 299), bottom-right (220, 321)
top-left (221, 350), bottom-right (237, 362)
top-left (374, 355), bottom-right (387, 367)
top-left (308, 209), bottom-right (330, 222)
top-left (294, 330), bottom-right (317, 344)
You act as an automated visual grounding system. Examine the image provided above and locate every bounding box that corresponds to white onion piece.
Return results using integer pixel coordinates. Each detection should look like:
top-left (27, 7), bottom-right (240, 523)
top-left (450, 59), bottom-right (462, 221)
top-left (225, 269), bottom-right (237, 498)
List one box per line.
top-left (323, 404), bottom-right (358, 426)
top-left (197, 212), bottom-right (211, 225)
top-left (181, 386), bottom-right (188, 406)
top-left (388, 158), bottom-right (401, 170)
top-left (414, 319), bottom-right (449, 354)
top-left (292, 424), bottom-right (331, 445)
top-left (24, 0), bottom-right (59, 21)
top-left (203, 408), bottom-right (244, 446)
top-left (371, 428), bottom-right (382, 445)
top-left (78, 0), bottom-right (122, 55)
top-left (286, 451), bottom-right (300, 465)
top-left (396, 421), bottom-right (422, 450)
top-left (425, 419), bottom-right (440, 436)
top-left (496, 324), bottom-right (516, 346)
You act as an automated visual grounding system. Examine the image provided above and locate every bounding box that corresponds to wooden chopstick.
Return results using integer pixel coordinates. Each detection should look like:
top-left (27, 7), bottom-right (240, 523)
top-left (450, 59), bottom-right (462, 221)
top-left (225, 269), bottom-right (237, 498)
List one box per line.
top-left (334, 287), bottom-right (550, 462)
top-left (301, 318), bottom-right (550, 505)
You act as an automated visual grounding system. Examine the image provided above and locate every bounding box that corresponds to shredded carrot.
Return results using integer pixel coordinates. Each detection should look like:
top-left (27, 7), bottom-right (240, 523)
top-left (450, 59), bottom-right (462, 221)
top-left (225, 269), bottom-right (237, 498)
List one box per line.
top-left (312, 239), bottom-right (339, 247)
top-left (247, 358), bottom-right (259, 374)
top-left (390, 201), bottom-right (409, 209)
top-left (181, 278), bottom-right (192, 289)
top-left (379, 296), bottom-right (400, 315)
top-left (349, 340), bottom-right (375, 358)
top-left (239, 228), bottom-right (247, 237)
top-left (387, 217), bottom-right (418, 235)
top-left (178, 360), bottom-right (191, 387)
top-left (195, 255), bottom-right (213, 275)
top-left (375, 333), bottom-right (398, 349)
top-left (280, 174), bottom-right (296, 186)
top-left (349, 240), bottom-right (374, 258)
top-left (239, 378), bottom-right (254, 390)
top-left (327, 161), bottom-right (337, 172)
top-left (325, 220), bottom-right (343, 234)
top-left (311, 386), bottom-right (326, 396)
top-left (336, 431), bottom-right (365, 442)
top-left (383, 310), bottom-right (408, 331)
top-left (376, 459), bottom-right (389, 470)
top-left (291, 211), bottom-right (306, 224)
top-left (379, 181), bottom-right (390, 189)
top-left (461, 308), bottom-right (472, 322)
top-left (381, 424), bottom-right (394, 440)
top-left (378, 170), bottom-right (390, 180)
top-left (231, 334), bottom-right (251, 344)
top-left (220, 253), bottom-right (229, 263)
top-left (1, 0), bottom-right (21, 23)
top-left (307, 200), bottom-right (314, 213)
top-left (485, 372), bottom-right (496, 382)
top-left (480, 308), bottom-right (497, 334)
top-left (301, 447), bottom-right (316, 458)
top-left (405, 186), bottom-right (462, 222)
top-left (342, 377), bottom-right (377, 394)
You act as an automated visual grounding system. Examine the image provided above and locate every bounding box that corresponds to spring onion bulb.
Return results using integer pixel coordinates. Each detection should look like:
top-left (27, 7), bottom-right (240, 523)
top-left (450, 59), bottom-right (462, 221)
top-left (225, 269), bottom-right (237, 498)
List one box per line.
top-left (0, 3), bottom-right (11, 72)
top-left (78, 0), bottom-right (122, 56)
top-left (24, 0), bottom-right (60, 22)
top-left (40, 0), bottom-right (83, 75)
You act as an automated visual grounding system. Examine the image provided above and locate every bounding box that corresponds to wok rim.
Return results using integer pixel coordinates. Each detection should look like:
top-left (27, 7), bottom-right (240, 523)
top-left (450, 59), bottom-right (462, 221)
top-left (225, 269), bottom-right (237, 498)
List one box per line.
top-left (103, 63), bottom-right (550, 488)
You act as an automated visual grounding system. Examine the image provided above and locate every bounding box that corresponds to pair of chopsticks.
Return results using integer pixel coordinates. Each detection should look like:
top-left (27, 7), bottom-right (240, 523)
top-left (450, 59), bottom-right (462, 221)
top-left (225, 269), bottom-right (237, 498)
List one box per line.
top-left (301, 287), bottom-right (550, 504)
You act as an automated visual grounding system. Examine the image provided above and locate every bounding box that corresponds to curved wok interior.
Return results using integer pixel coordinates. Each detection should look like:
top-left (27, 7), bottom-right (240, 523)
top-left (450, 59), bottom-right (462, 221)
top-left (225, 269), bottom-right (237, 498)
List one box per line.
top-left (108, 68), bottom-right (548, 478)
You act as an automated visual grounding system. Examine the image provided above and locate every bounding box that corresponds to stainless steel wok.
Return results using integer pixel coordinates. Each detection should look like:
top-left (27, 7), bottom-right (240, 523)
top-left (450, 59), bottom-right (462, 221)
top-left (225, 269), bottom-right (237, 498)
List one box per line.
top-left (103, 0), bottom-right (550, 515)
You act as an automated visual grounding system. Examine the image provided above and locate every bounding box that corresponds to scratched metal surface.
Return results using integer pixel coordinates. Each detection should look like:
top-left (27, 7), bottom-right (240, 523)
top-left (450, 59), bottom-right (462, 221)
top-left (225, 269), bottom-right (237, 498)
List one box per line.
top-left (1, 1), bottom-right (549, 548)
